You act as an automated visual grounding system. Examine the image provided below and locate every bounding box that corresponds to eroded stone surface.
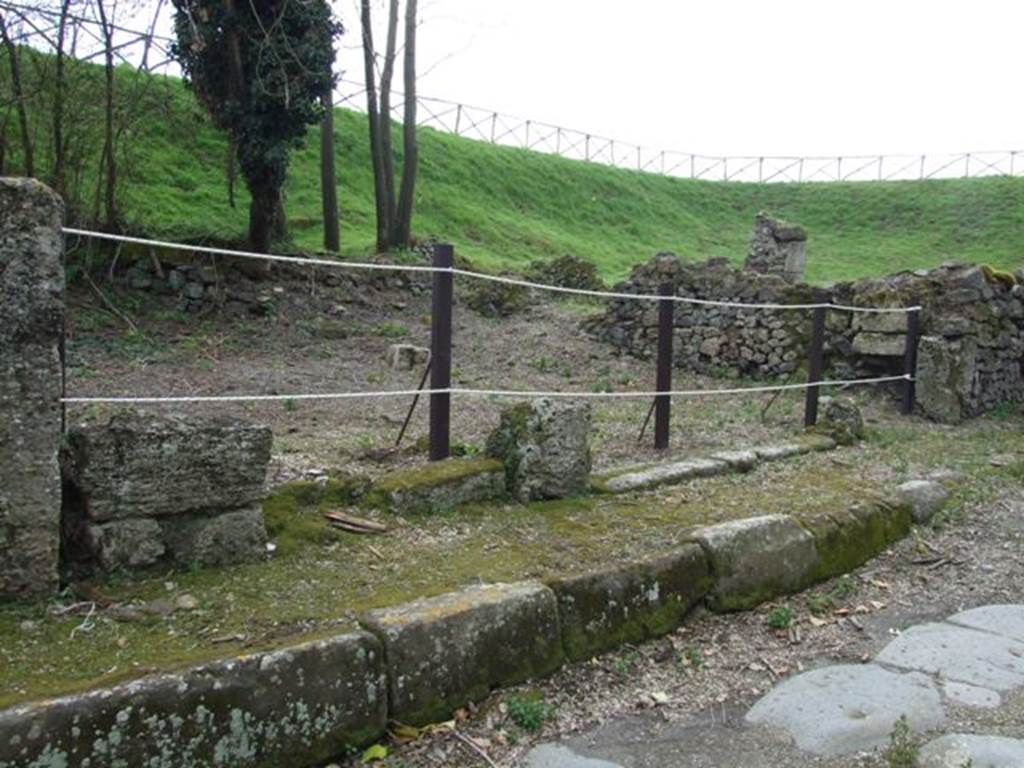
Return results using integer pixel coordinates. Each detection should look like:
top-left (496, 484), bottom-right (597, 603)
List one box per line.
top-left (525, 744), bottom-right (622, 768)
top-left (941, 680), bottom-right (1001, 709)
top-left (361, 582), bottom-right (564, 725)
top-left (85, 518), bottom-right (166, 570)
top-left (710, 450), bottom-right (759, 472)
top-left (745, 664), bottom-right (944, 756)
top-left (693, 515), bottom-right (819, 612)
top-left (160, 506), bottom-right (268, 566)
top-left (65, 410), bottom-right (272, 521)
top-left (0, 178), bottom-right (64, 599)
top-left (601, 458), bottom-right (727, 494)
top-left (0, 631), bottom-right (386, 768)
top-left (875, 622), bottom-right (1024, 692)
top-left (918, 734), bottom-right (1024, 768)
top-left (486, 399), bottom-right (592, 501)
top-left (548, 545), bottom-right (712, 661)
top-left (895, 479), bottom-right (951, 524)
top-left (372, 458), bottom-right (505, 515)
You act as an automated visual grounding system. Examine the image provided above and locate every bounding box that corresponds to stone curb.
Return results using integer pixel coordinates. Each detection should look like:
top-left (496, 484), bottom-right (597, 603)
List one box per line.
top-left (0, 631), bottom-right (386, 768)
top-left (0, 489), bottom-right (915, 766)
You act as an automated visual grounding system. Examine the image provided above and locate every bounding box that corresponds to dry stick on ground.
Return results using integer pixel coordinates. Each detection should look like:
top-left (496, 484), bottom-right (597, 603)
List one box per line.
top-left (322, 510), bottom-right (387, 534)
top-left (83, 271), bottom-right (140, 334)
top-left (450, 729), bottom-right (498, 768)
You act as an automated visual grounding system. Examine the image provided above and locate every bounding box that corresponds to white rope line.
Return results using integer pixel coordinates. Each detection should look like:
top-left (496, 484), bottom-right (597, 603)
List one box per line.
top-left (63, 228), bottom-right (921, 315)
top-left (61, 374), bottom-right (912, 405)
top-left (61, 228), bottom-right (441, 275)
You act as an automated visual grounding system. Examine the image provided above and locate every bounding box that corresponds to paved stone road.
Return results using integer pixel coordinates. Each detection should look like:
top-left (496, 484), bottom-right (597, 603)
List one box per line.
top-left (525, 605), bottom-right (1024, 767)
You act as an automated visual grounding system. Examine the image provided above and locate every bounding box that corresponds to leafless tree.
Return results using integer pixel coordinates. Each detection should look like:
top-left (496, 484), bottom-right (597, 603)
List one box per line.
top-left (0, 11), bottom-right (34, 177)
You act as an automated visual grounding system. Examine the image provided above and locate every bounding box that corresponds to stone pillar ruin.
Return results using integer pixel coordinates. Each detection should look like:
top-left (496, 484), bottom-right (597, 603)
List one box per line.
top-left (745, 212), bottom-right (808, 283)
top-left (0, 178), bottom-right (65, 599)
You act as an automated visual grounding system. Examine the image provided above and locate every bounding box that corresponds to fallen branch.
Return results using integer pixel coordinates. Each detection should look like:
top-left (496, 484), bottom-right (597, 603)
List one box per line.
top-left (451, 730), bottom-right (498, 768)
top-left (323, 510), bottom-right (387, 534)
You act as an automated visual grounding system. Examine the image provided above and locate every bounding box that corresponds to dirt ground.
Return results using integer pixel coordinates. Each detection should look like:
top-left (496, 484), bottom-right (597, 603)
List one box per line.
top-left (3, 266), bottom-right (1021, 766)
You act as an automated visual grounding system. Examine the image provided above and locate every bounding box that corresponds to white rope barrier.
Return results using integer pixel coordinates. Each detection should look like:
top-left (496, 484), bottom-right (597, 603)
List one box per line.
top-left (63, 228), bottom-right (921, 315)
top-left (61, 374), bottom-right (912, 405)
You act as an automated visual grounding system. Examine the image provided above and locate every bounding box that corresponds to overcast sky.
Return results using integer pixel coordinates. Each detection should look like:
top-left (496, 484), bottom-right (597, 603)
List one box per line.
top-left (337, 0), bottom-right (1023, 158)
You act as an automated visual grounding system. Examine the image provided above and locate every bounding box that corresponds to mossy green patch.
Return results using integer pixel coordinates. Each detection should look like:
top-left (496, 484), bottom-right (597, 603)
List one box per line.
top-left (373, 457), bottom-right (503, 494)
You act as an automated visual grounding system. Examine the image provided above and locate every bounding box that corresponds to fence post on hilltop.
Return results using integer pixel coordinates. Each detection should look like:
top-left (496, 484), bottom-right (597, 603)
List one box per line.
top-left (585, 135), bottom-right (590, 161)
top-left (454, 104), bottom-right (462, 135)
top-left (758, 157), bottom-right (763, 182)
top-left (429, 243), bottom-right (454, 460)
top-left (654, 283), bottom-right (674, 450)
top-left (525, 120), bottom-right (531, 149)
top-left (556, 127), bottom-right (562, 154)
top-left (490, 112), bottom-right (497, 143)
top-left (1011, 151), bottom-right (1017, 177)
top-left (965, 153), bottom-right (971, 178)
top-left (803, 305), bottom-right (827, 427)
top-left (901, 309), bottom-right (920, 416)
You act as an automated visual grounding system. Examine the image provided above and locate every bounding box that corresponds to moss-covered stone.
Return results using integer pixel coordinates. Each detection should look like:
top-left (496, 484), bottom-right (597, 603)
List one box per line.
top-left (547, 544), bottom-right (712, 662)
top-left (798, 498), bottom-right (912, 582)
top-left (0, 630), bottom-right (386, 768)
top-left (692, 515), bottom-right (820, 613)
top-left (360, 582), bottom-right (563, 726)
top-left (367, 458), bottom-right (505, 515)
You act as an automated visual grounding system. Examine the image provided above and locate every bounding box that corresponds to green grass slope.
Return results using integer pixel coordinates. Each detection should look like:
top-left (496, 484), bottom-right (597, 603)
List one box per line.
top-left (6, 57), bottom-right (1023, 283)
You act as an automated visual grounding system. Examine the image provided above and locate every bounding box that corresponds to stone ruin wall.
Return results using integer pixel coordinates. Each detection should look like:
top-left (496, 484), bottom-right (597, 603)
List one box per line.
top-left (589, 224), bottom-right (1024, 424)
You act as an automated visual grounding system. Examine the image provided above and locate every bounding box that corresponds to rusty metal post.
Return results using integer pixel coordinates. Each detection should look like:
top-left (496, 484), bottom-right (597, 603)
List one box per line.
top-left (654, 283), bottom-right (674, 449)
top-left (804, 306), bottom-right (827, 427)
top-left (901, 309), bottom-right (921, 415)
top-left (429, 244), bottom-right (453, 460)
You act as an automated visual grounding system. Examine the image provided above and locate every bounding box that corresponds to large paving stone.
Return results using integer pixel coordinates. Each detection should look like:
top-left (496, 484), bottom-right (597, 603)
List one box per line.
top-left (525, 744), bottom-right (622, 768)
top-left (361, 582), bottom-right (564, 725)
top-left (947, 604), bottom-right (1024, 643)
top-left (918, 734), bottom-right (1024, 768)
top-left (875, 622), bottom-right (1024, 692)
top-left (548, 544), bottom-right (712, 661)
top-left (744, 663), bottom-right (944, 756)
top-left (692, 515), bottom-right (819, 612)
top-left (599, 458), bottom-right (728, 494)
top-left (0, 631), bottom-right (386, 768)
top-left (0, 178), bottom-right (65, 599)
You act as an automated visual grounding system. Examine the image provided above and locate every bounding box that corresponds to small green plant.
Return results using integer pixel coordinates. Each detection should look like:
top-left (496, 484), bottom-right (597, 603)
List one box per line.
top-left (530, 356), bottom-right (556, 374)
top-left (506, 693), bottom-right (550, 733)
top-left (450, 441), bottom-right (482, 458)
top-left (831, 575), bottom-right (857, 600)
top-left (990, 401), bottom-right (1017, 420)
top-left (282, 398), bottom-right (298, 412)
top-left (376, 321), bottom-right (410, 338)
top-left (614, 649), bottom-right (642, 676)
top-left (883, 715), bottom-right (920, 768)
top-left (590, 377), bottom-right (613, 394)
top-left (677, 644), bottom-right (702, 670)
top-left (766, 605), bottom-right (796, 630)
top-left (807, 593), bottom-right (834, 616)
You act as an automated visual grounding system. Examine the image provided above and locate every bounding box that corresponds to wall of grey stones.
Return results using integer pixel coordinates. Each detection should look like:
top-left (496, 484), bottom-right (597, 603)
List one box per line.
top-left (0, 178), bottom-right (65, 599)
top-left (588, 253), bottom-right (1024, 423)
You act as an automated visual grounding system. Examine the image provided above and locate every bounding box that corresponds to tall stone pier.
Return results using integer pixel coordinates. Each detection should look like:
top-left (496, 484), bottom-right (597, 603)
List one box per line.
top-left (0, 178), bottom-right (64, 599)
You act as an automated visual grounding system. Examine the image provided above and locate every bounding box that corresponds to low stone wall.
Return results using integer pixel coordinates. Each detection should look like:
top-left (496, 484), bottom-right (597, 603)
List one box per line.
top-left (587, 255), bottom-right (1024, 422)
top-left (63, 411), bottom-right (272, 572)
top-left (0, 489), bottom-right (919, 766)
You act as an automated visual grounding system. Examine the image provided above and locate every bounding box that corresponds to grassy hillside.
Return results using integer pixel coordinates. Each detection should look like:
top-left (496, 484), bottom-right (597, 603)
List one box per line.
top-left (4, 55), bottom-right (1023, 283)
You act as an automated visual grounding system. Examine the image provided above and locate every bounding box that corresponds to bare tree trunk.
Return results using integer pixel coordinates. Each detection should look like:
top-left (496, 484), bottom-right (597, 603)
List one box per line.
top-left (379, 0), bottom-right (399, 244)
top-left (52, 0), bottom-right (71, 194)
top-left (360, 0), bottom-right (390, 253)
top-left (0, 13), bottom-right (34, 178)
top-left (395, 0), bottom-right (418, 248)
top-left (95, 0), bottom-right (118, 229)
top-left (320, 81), bottom-right (339, 252)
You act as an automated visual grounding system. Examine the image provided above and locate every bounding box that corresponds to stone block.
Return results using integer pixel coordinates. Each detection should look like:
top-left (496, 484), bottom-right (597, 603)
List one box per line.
top-left (0, 178), bottom-right (65, 600)
top-left (894, 479), bottom-right (951, 523)
top-left (361, 582), bottom-right (564, 725)
top-left (548, 545), bottom-right (712, 661)
top-left (486, 399), bottom-right (592, 502)
top-left (691, 515), bottom-right (819, 612)
top-left (597, 458), bottom-right (727, 494)
top-left (819, 396), bottom-right (865, 445)
top-left (798, 498), bottom-right (911, 581)
top-left (0, 630), bottom-right (387, 768)
top-left (161, 506), bottom-right (268, 566)
top-left (919, 734), bottom-right (1024, 768)
top-left (85, 519), bottom-right (166, 570)
top-left (710, 450), bottom-right (759, 472)
top-left (915, 335), bottom-right (976, 424)
top-left (852, 312), bottom-right (908, 334)
top-left (386, 343), bottom-right (430, 371)
top-left (851, 331), bottom-right (905, 357)
top-left (370, 458), bottom-right (505, 515)
top-left (65, 410), bottom-right (272, 521)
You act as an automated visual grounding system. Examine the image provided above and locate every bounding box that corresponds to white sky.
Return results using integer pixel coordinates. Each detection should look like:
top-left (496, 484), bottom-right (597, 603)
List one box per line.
top-left (336, 0), bottom-right (1024, 157)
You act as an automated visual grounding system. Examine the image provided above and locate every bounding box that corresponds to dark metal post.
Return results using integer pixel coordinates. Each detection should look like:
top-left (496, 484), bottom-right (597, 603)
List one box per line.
top-left (803, 306), bottom-right (827, 427)
top-left (429, 244), bottom-right (453, 460)
top-left (654, 283), bottom-right (674, 450)
top-left (901, 309), bottom-right (921, 415)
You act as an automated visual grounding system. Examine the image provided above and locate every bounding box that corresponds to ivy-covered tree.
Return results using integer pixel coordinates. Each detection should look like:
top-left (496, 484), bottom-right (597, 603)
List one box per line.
top-left (171, 0), bottom-right (340, 253)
